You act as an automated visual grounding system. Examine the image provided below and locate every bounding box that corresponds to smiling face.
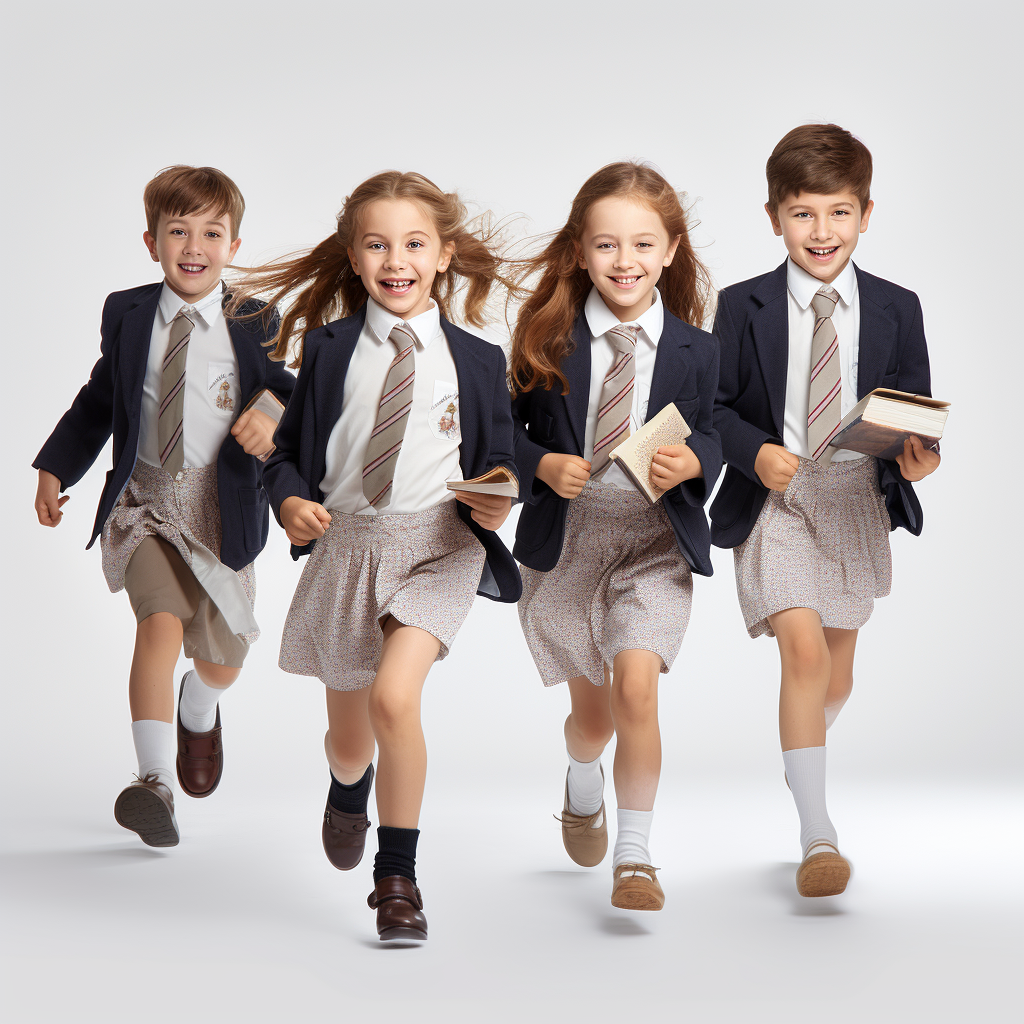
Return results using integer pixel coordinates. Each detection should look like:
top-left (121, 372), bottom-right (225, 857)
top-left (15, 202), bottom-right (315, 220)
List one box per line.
top-left (143, 208), bottom-right (240, 304)
top-left (347, 198), bottom-right (453, 320)
top-left (578, 196), bottom-right (680, 322)
top-left (767, 191), bottom-right (873, 284)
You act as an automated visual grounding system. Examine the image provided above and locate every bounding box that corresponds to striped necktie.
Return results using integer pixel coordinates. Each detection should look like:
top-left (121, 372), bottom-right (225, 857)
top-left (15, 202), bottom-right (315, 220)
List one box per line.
top-left (362, 322), bottom-right (417, 510)
top-left (808, 286), bottom-right (841, 462)
top-left (158, 307), bottom-right (194, 476)
top-left (590, 323), bottom-right (639, 478)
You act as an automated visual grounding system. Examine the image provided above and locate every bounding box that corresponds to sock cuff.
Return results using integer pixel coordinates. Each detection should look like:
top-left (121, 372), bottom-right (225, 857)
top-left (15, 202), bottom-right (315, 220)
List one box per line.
top-left (329, 764), bottom-right (373, 790)
top-left (616, 807), bottom-right (654, 828)
top-left (377, 826), bottom-right (420, 856)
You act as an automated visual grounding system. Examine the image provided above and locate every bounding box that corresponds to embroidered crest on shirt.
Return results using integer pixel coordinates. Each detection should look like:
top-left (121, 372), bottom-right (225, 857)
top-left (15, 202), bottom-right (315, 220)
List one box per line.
top-left (430, 381), bottom-right (461, 441)
top-left (208, 363), bottom-right (238, 413)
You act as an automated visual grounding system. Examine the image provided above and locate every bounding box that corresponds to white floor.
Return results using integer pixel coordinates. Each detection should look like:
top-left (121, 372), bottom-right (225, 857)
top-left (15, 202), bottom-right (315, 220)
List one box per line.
top-left (2, 771), bottom-right (1019, 1024)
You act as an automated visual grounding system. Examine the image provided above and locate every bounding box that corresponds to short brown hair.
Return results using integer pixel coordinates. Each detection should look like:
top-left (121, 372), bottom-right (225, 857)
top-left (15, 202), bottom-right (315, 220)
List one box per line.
top-left (766, 124), bottom-right (872, 213)
top-left (143, 165), bottom-right (245, 239)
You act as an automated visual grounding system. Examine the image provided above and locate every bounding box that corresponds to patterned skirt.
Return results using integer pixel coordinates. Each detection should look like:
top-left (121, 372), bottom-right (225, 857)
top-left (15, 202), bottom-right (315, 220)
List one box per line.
top-left (279, 499), bottom-right (486, 691)
top-left (733, 456), bottom-right (891, 639)
top-left (518, 483), bottom-right (693, 687)
top-left (101, 460), bottom-right (258, 656)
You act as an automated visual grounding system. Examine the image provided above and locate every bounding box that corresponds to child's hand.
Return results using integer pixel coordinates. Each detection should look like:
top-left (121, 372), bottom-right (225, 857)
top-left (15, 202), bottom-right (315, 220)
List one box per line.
top-left (231, 408), bottom-right (277, 458)
top-left (455, 492), bottom-right (513, 531)
top-left (895, 435), bottom-right (941, 482)
top-left (650, 443), bottom-right (702, 491)
top-left (280, 496), bottom-right (331, 545)
top-left (755, 443), bottom-right (800, 492)
top-left (536, 453), bottom-right (591, 498)
top-left (35, 469), bottom-right (69, 527)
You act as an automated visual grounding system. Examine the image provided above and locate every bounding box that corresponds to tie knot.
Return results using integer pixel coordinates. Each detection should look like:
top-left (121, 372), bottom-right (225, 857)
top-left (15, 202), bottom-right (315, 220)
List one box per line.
top-left (609, 323), bottom-right (639, 353)
top-left (388, 322), bottom-right (416, 355)
top-left (811, 287), bottom-right (839, 319)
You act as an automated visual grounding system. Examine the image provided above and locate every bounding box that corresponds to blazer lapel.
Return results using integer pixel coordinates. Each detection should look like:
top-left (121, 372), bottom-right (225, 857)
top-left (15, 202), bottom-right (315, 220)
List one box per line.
top-left (749, 262), bottom-right (789, 436)
top-left (854, 266), bottom-right (898, 398)
top-left (225, 302), bottom-right (264, 400)
top-left (316, 307), bottom-right (364, 434)
top-left (647, 312), bottom-right (691, 415)
top-left (120, 284), bottom-right (162, 415)
top-left (563, 315), bottom-right (592, 457)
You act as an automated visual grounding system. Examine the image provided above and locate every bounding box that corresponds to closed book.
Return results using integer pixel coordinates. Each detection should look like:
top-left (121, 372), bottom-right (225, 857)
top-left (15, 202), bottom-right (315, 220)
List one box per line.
top-left (446, 466), bottom-right (520, 498)
top-left (831, 388), bottom-right (949, 460)
top-left (239, 388), bottom-right (286, 462)
top-left (608, 403), bottom-right (692, 504)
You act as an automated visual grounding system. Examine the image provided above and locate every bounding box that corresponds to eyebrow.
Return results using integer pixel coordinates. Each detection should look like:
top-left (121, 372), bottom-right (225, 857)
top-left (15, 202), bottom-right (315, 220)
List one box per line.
top-left (360, 229), bottom-right (434, 242)
top-left (590, 231), bottom-right (660, 241)
top-left (167, 217), bottom-right (229, 230)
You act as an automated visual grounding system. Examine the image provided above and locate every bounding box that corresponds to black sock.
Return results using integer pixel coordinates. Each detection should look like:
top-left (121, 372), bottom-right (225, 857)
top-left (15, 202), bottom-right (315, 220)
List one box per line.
top-left (328, 764), bottom-right (373, 815)
top-left (373, 826), bottom-right (419, 884)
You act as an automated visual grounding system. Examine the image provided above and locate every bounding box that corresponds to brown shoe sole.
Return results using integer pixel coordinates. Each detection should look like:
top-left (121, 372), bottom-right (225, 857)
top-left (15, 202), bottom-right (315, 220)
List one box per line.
top-left (114, 787), bottom-right (180, 847)
top-left (379, 925), bottom-right (428, 942)
top-left (611, 876), bottom-right (665, 911)
top-left (796, 851), bottom-right (850, 897)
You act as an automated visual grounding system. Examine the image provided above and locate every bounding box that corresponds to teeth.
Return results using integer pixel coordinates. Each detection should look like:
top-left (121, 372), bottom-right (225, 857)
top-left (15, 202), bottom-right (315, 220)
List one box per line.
top-left (809, 248), bottom-right (837, 255)
top-left (180, 264), bottom-right (206, 271)
top-left (613, 276), bottom-right (639, 284)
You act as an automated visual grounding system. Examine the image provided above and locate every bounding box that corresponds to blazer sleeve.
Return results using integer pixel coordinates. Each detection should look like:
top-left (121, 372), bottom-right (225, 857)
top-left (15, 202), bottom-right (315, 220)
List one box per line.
top-left (260, 307), bottom-right (297, 407)
top-left (264, 340), bottom-right (317, 521)
top-left (877, 294), bottom-right (931, 534)
top-left (674, 342), bottom-right (723, 507)
top-left (32, 296), bottom-right (118, 489)
top-left (511, 388), bottom-right (554, 505)
top-left (484, 347), bottom-right (518, 485)
top-left (712, 291), bottom-right (776, 483)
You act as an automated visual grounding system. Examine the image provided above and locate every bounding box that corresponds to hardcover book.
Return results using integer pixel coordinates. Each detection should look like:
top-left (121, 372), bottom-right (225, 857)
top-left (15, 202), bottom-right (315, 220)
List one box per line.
top-left (831, 388), bottom-right (949, 460)
top-left (608, 403), bottom-right (692, 504)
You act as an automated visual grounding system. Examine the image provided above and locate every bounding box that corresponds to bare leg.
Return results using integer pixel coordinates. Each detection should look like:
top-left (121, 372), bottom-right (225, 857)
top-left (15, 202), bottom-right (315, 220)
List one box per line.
top-left (193, 659), bottom-right (241, 690)
top-left (823, 627), bottom-right (857, 721)
top-left (770, 607), bottom-right (831, 751)
top-left (368, 616), bottom-right (440, 829)
top-left (565, 670), bottom-right (614, 763)
top-left (128, 612), bottom-right (183, 723)
top-left (325, 688), bottom-right (375, 783)
top-left (608, 649), bottom-right (663, 811)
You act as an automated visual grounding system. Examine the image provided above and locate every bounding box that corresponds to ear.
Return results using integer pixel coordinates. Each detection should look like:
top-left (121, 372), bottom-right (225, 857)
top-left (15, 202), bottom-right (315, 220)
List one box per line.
top-left (228, 236), bottom-right (242, 262)
top-left (859, 199), bottom-right (874, 233)
top-left (143, 230), bottom-right (160, 262)
top-left (765, 203), bottom-right (783, 237)
top-left (347, 246), bottom-right (360, 275)
top-left (437, 240), bottom-right (456, 274)
top-left (663, 233), bottom-right (682, 266)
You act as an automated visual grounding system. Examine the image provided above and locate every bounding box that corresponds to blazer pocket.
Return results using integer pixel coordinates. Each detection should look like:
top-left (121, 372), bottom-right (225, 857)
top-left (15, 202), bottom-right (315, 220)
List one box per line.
top-left (676, 398), bottom-right (701, 430)
top-left (880, 371), bottom-right (899, 389)
top-left (238, 487), bottom-right (269, 554)
top-left (530, 409), bottom-right (556, 443)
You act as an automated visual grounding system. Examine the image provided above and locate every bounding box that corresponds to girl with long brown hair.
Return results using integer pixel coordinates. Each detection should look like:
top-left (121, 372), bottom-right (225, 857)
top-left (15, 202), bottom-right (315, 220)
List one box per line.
top-left (245, 171), bottom-right (521, 942)
top-left (510, 162), bottom-right (721, 911)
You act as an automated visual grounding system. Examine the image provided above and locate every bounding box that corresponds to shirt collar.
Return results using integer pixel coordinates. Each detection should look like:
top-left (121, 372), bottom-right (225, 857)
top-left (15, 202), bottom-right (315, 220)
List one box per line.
top-left (158, 280), bottom-right (225, 326)
top-left (786, 257), bottom-right (858, 310)
top-left (585, 285), bottom-right (664, 348)
top-left (365, 297), bottom-right (441, 350)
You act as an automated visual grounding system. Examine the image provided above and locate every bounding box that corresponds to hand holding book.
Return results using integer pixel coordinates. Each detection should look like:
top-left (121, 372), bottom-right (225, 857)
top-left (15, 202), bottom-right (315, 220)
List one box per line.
top-left (893, 435), bottom-right (941, 482)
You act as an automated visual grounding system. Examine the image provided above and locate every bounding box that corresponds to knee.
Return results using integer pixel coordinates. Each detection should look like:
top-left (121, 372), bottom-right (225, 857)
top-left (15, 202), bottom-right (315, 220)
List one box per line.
top-left (368, 687), bottom-right (420, 738)
top-left (194, 661), bottom-right (240, 687)
top-left (782, 633), bottom-right (830, 683)
top-left (827, 674), bottom-right (854, 705)
top-left (610, 674), bottom-right (658, 729)
top-left (569, 707), bottom-right (614, 749)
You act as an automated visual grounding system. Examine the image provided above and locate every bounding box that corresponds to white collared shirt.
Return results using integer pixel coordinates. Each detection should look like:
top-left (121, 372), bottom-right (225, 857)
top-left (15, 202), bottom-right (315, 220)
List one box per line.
top-left (138, 281), bottom-right (241, 470)
top-left (583, 286), bottom-right (665, 489)
top-left (320, 298), bottom-right (464, 514)
top-left (784, 258), bottom-right (861, 462)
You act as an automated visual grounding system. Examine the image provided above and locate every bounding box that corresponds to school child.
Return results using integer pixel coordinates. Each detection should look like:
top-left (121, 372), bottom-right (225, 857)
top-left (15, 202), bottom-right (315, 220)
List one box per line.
top-left (712, 124), bottom-right (941, 896)
top-left (246, 171), bottom-right (520, 941)
top-left (33, 165), bottom-right (295, 847)
top-left (510, 162), bottom-right (722, 911)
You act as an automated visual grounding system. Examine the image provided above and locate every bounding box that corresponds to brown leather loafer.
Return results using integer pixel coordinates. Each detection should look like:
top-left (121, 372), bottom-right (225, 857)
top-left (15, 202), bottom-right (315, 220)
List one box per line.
top-left (322, 765), bottom-right (373, 870)
top-left (555, 767), bottom-right (608, 867)
top-left (367, 876), bottom-right (428, 941)
top-left (176, 676), bottom-right (223, 798)
top-left (114, 774), bottom-right (180, 847)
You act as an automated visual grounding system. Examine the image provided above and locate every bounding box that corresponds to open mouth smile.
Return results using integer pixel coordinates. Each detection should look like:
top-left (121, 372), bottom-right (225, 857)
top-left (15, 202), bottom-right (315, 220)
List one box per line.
top-left (178, 263), bottom-right (208, 275)
top-left (609, 275), bottom-right (642, 288)
top-left (806, 246), bottom-right (839, 260)
top-left (380, 279), bottom-right (415, 294)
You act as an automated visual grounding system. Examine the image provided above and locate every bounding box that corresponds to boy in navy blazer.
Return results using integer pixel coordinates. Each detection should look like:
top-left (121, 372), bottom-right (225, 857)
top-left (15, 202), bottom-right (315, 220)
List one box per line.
top-left (33, 165), bottom-right (295, 847)
top-left (712, 125), bottom-right (941, 897)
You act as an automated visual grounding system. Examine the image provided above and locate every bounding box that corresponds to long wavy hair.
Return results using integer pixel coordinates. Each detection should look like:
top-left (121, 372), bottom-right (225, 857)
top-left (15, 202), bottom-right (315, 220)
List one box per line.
top-left (230, 171), bottom-right (515, 367)
top-left (509, 162), bottom-right (712, 395)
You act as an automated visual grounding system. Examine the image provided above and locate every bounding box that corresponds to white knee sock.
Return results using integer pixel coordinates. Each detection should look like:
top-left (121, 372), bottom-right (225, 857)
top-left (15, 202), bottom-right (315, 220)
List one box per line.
top-left (613, 808), bottom-right (654, 867)
top-left (781, 745), bottom-right (838, 855)
top-left (824, 692), bottom-right (850, 730)
top-left (131, 719), bottom-right (175, 790)
top-left (179, 669), bottom-right (225, 733)
top-left (566, 752), bottom-right (604, 816)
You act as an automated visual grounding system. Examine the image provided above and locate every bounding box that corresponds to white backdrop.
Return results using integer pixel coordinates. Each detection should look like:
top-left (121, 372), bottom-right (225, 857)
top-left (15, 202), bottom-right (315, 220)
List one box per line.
top-left (2, 2), bottom-right (1020, 1021)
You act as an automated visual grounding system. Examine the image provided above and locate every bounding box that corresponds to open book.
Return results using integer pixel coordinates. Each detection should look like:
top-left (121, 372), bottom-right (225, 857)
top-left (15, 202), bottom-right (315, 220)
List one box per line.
top-left (608, 403), bottom-right (692, 504)
top-left (446, 466), bottom-right (520, 499)
top-left (831, 388), bottom-right (949, 460)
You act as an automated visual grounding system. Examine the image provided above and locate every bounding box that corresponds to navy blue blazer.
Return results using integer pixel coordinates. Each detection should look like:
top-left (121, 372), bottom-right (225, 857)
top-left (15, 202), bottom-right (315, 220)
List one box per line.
top-left (33, 282), bottom-right (296, 571)
top-left (263, 306), bottom-right (522, 604)
top-left (711, 261), bottom-right (932, 548)
top-left (511, 310), bottom-right (722, 577)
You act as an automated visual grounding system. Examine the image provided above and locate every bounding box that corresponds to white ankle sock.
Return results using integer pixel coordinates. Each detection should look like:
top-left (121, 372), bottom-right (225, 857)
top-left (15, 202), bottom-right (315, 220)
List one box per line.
top-left (613, 808), bottom-right (654, 867)
top-left (824, 693), bottom-right (850, 730)
top-left (781, 745), bottom-right (838, 856)
top-left (131, 719), bottom-right (175, 790)
top-left (566, 752), bottom-right (604, 816)
top-left (179, 670), bottom-right (225, 733)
